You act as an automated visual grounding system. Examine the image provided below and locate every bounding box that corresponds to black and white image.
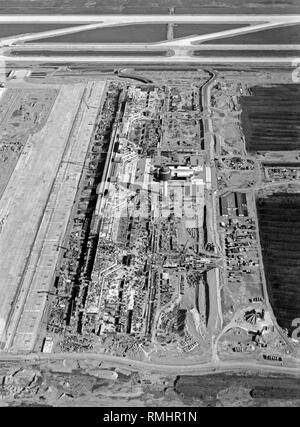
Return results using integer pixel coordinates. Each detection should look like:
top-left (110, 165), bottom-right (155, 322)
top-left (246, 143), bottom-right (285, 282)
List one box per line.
top-left (0, 0), bottom-right (300, 410)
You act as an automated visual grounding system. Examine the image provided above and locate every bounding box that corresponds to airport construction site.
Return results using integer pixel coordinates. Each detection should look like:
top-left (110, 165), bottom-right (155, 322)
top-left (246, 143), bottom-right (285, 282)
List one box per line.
top-left (0, 64), bottom-right (299, 377)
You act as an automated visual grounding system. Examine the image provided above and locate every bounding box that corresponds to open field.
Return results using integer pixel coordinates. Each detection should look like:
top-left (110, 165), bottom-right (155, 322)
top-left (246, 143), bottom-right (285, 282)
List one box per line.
top-left (1, 0), bottom-right (300, 15)
top-left (193, 50), bottom-right (300, 57)
top-left (1, 357), bottom-right (300, 406)
top-left (241, 85), bottom-right (300, 152)
top-left (0, 88), bottom-right (58, 198)
top-left (0, 23), bottom-right (80, 38)
top-left (204, 24), bottom-right (300, 44)
top-left (27, 24), bottom-right (168, 44)
top-left (257, 192), bottom-right (300, 335)
top-left (173, 23), bottom-right (247, 39)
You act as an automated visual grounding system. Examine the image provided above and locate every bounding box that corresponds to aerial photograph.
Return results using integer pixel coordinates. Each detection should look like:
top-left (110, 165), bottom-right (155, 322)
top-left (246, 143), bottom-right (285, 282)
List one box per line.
top-left (0, 0), bottom-right (300, 412)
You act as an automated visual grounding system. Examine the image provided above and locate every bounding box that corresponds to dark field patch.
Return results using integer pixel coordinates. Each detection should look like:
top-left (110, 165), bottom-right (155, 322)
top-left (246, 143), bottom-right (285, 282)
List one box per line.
top-left (2, 0), bottom-right (300, 15)
top-left (204, 24), bottom-right (300, 44)
top-left (257, 193), bottom-right (300, 335)
top-left (193, 50), bottom-right (300, 57)
top-left (250, 386), bottom-right (300, 399)
top-left (177, 309), bottom-right (186, 336)
top-left (27, 24), bottom-right (168, 43)
top-left (173, 24), bottom-right (246, 39)
top-left (10, 50), bottom-right (167, 57)
top-left (0, 23), bottom-right (79, 38)
top-left (240, 85), bottom-right (300, 152)
top-left (175, 373), bottom-right (300, 404)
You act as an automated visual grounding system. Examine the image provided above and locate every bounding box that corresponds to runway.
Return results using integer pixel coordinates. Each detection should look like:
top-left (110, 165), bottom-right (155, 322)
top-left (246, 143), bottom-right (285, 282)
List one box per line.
top-left (3, 54), bottom-right (300, 64)
top-left (1, 14), bottom-right (300, 47)
top-left (0, 14), bottom-right (299, 65)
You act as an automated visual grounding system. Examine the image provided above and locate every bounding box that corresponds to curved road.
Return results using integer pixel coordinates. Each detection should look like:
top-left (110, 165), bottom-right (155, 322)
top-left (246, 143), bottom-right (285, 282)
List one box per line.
top-left (0, 351), bottom-right (300, 378)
